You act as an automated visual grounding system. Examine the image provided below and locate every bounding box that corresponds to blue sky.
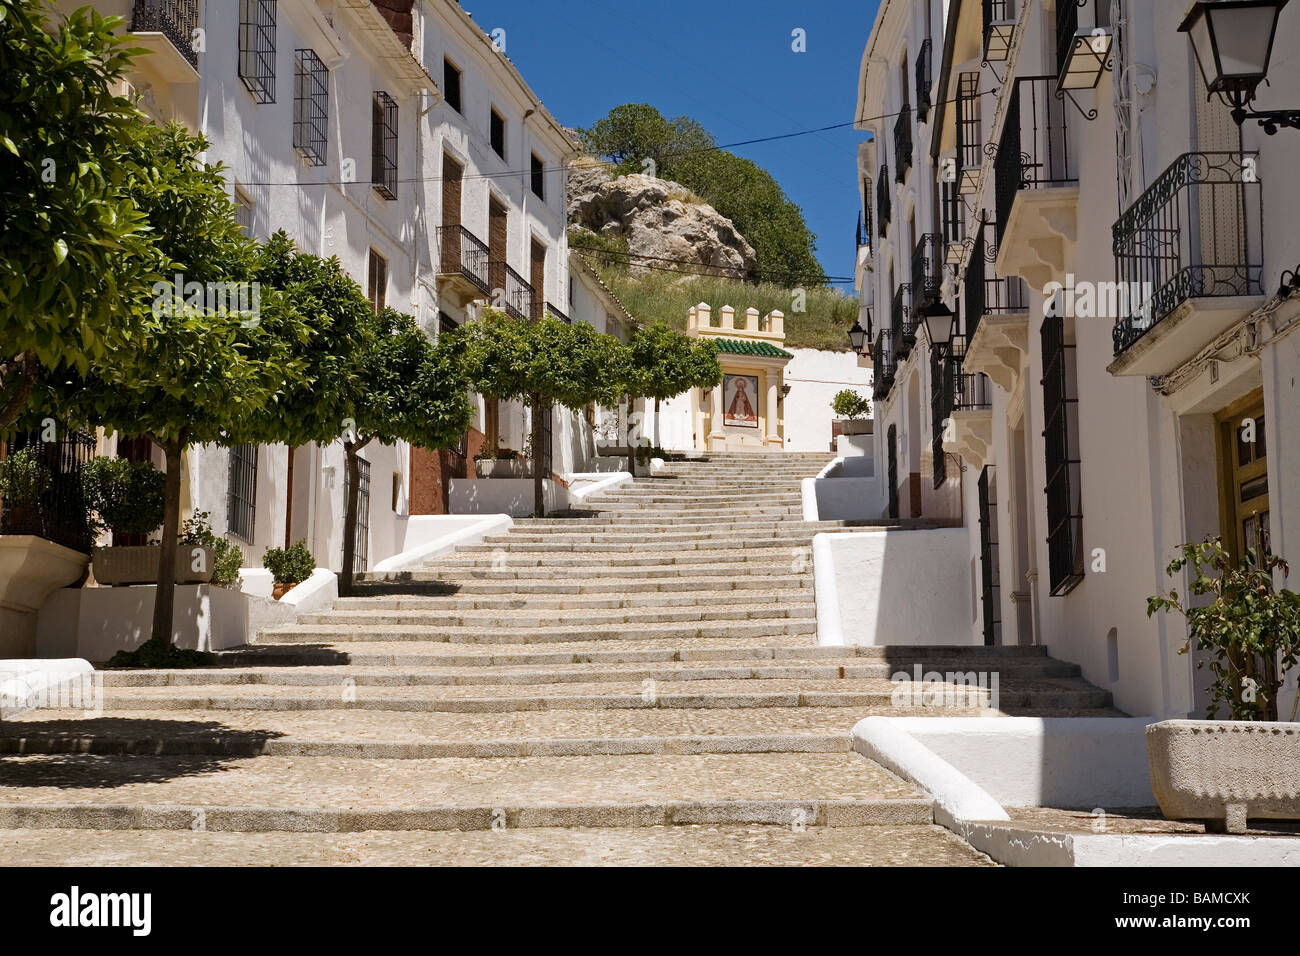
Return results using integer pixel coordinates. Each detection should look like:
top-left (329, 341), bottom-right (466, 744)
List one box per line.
top-left (463, 0), bottom-right (880, 288)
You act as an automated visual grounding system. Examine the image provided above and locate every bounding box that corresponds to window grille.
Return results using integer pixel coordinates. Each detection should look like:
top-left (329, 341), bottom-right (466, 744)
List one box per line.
top-left (1042, 315), bottom-right (1083, 594)
top-left (294, 49), bottom-right (328, 166)
top-left (238, 0), bottom-right (276, 104)
top-left (227, 443), bottom-right (258, 542)
top-left (372, 92), bottom-right (398, 200)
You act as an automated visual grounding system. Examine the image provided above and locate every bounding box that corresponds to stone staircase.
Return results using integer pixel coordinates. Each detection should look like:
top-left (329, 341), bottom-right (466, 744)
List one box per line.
top-left (0, 451), bottom-right (1117, 865)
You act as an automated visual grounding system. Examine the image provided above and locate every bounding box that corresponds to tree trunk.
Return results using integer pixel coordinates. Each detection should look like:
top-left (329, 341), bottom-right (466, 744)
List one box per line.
top-left (653, 396), bottom-right (661, 450)
top-left (531, 394), bottom-right (545, 517)
top-left (0, 350), bottom-right (38, 430)
top-left (148, 437), bottom-right (184, 647)
top-left (284, 445), bottom-right (296, 549)
top-left (340, 440), bottom-right (364, 597)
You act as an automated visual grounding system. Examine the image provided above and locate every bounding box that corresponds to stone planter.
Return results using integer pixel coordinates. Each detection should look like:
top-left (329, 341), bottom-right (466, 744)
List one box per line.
top-left (474, 458), bottom-right (531, 479)
top-left (92, 545), bottom-right (215, 586)
top-left (840, 419), bottom-right (873, 436)
top-left (1146, 718), bottom-right (1300, 832)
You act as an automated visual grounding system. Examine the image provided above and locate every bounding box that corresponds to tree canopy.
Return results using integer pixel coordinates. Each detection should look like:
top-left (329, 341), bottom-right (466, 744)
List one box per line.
top-left (579, 104), bottom-right (825, 287)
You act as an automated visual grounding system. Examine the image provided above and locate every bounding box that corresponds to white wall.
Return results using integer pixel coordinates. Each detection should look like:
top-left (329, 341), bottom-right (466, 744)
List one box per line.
top-left (782, 348), bottom-right (873, 453)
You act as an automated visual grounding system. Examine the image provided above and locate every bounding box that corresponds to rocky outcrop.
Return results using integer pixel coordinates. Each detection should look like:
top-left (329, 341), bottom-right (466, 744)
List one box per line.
top-left (568, 163), bottom-right (757, 278)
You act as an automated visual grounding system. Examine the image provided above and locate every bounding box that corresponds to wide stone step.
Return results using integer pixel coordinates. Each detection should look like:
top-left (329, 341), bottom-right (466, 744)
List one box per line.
top-left (254, 618), bottom-right (818, 645)
top-left (0, 753), bottom-right (933, 831)
top-left (295, 603), bottom-right (816, 628)
top-left (329, 589), bottom-right (813, 612)
top-left (515, 516), bottom-right (838, 529)
top-left (479, 531), bottom-right (821, 547)
top-left (368, 564), bottom-right (811, 581)
top-left (433, 548), bottom-right (810, 566)
top-left (350, 574), bottom-right (811, 594)
top-left (0, 823), bottom-right (995, 866)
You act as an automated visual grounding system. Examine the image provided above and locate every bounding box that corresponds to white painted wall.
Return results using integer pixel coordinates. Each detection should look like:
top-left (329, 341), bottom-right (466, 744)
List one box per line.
top-left (782, 348), bottom-right (873, 453)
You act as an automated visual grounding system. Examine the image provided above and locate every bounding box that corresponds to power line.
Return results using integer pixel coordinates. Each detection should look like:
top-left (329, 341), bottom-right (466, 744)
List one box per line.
top-left (572, 247), bottom-right (857, 286)
top-left (237, 88), bottom-right (999, 189)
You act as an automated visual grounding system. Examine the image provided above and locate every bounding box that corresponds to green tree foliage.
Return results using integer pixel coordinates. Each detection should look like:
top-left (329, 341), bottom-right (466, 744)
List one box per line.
top-left (338, 307), bottom-right (472, 594)
top-left (0, 0), bottom-right (155, 425)
top-left (615, 323), bottom-right (721, 460)
top-left (830, 389), bottom-right (871, 419)
top-left (457, 312), bottom-right (621, 516)
top-left (579, 104), bottom-right (824, 286)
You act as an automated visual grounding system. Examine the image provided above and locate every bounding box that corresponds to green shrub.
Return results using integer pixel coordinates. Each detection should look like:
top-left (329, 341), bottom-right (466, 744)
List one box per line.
top-left (82, 456), bottom-right (165, 538)
top-left (179, 511), bottom-right (244, 589)
top-left (263, 539), bottom-right (315, 585)
top-left (830, 389), bottom-right (871, 419)
top-left (0, 448), bottom-right (51, 503)
top-left (106, 642), bottom-right (215, 669)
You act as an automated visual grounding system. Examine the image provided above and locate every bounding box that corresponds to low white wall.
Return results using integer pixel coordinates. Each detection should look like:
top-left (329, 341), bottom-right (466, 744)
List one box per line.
top-left (814, 529), bottom-right (976, 646)
top-left (448, 473), bottom-right (631, 518)
top-left (869, 716), bottom-right (1158, 808)
top-left (802, 458), bottom-right (883, 521)
top-left (373, 514), bottom-right (513, 573)
top-left (837, 433), bottom-right (872, 457)
top-left (0, 658), bottom-right (95, 719)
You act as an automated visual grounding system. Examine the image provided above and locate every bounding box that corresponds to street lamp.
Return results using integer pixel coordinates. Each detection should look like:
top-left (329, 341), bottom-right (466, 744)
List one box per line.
top-left (920, 301), bottom-right (956, 348)
top-left (849, 311), bottom-right (872, 353)
top-left (1180, 0), bottom-right (1299, 133)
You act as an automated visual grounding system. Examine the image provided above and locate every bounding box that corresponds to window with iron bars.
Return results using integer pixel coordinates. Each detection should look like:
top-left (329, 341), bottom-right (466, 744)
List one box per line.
top-left (978, 466), bottom-right (1002, 645)
top-left (227, 443), bottom-right (258, 542)
top-left (293, 49), bottom-right (328, 166)
top-left (238, 0), bottom-right (276, 104)
top-left (372, 92), bottom-right (398, 200)
top-left (344, 457), bottom-right (370, 572)
top-left (1041, 315), bottom-right (1083, 595)
top-left (876, 166), bottom-right (891, 239)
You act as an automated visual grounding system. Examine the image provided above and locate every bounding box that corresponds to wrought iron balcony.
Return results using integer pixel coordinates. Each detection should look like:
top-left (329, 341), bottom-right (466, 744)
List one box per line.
top-left (891, 283), bottom-right (916, 361)
top-left (545, 302), bottom-right (570, 324)
top-left (132, 0), bottom-right (200, 69)
top-left (915, 40), bottom-right (933, 124)
top-left (912, 234), bottom-right (943, 308)
top-left (994, 75), bottom-right (1079, 247)
top-left (982, 0), bottom-right (1016, 62)
top-left (954, 72), bottom-right (982, 193)
top-left (437, 225), bottom-right (491, 296)
top-left (0, 428), bottom-right (95, 554)
top-left (872, 330), bottom-right (896, 402)
top-left (877, 166), bottom-right (891, 238)
top-left (949, 336), bottom-right (992, 411)
top-left (488, 262), bottom-right (535, 321)
top-left (1111, 151), bottom-right (1263, 356)
top-left (894, 108), bottom-right (913, 183)
top-left (963, 221), bottom-right (1027, 342)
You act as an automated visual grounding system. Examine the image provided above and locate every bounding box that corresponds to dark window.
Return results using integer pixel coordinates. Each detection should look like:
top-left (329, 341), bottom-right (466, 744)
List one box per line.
top-left (371, 92), bottom-right (398, 200)
top-left (443, 58), bottom-right (461, 113)
top-left (238, 0), bottom-right (276, 104)
top-left (886, 424), bottom-right (899, 520)
top-left (293, 49), bottom-right (328, 166)
top-left (367, 249), bottom-right (387, 313)
top-left (344, 457), bottom-right (370, 571)
top-left (489, 108), bottom-right (505, 159)
top-left (234, 187), bottom-right (254, 236)
top-left (227, 444), bottom-right (258, 542)
top-left (438, 311), bottom-right (459, 335)
top-left (978, 466), bottom-right (1002, 646)
top-left (530, 153), bottom-right (545, 200)
top-left (1042, 315), bottom-right (1083, 595)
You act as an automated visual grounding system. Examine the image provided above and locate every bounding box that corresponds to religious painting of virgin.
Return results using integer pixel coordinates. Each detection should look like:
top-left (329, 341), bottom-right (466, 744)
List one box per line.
top-left (723, 374), bottom-right (760, 428)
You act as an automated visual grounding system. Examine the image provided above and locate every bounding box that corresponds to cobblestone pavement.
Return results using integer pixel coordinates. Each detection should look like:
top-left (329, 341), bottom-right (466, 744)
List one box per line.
top-left (1, 453), bottom-right (1118, 864)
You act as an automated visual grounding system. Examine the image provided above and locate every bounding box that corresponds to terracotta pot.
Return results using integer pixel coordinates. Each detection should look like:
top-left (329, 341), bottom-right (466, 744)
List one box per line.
top-left (1147, 719), bottom-right (1300, 832)
top-left (92, 545), bottom-right (215, 586)
top-left (272, 581), bottom-right (297, 600)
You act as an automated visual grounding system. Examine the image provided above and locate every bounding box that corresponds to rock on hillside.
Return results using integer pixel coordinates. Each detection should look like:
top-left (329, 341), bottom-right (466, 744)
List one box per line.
top-left (568, 162), bottom-right (757, 278)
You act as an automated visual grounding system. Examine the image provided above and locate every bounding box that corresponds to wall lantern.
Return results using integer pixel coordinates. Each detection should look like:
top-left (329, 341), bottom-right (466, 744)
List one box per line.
top-left (849, 313), bottom-right (872, 353)
top-left (1181, 0), bottom-right (1300, 133)
top-left (920, 301), bottom-right (956, 348)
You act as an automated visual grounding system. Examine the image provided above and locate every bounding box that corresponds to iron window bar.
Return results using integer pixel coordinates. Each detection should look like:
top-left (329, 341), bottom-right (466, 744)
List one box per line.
top-left (876, 166), bottom-right (892, 238)
top-left (964, 218), bottom-right (1028, 343)
top-left (238, 0), bottom-right (276, 104)
top-left (886, 424), bottom-right (900, 519)
top-left (227, 443), bottom-right (258, 543)
top-left (955, 72), bottom-right (982, 193)
top-left (912, 234), bottom-right (943, 308)
top-left (872, 330), bottom-right (896, 403)
top-left (372, 91), bottom-right (399, 200)
top-left (344, 457), bottom-right (370, 572)
top-left (977, 466), bottom-right (1002, 646)
top-left (894, 107), bottom-right (913, 183)
top-left (891, 283), bottom-right (915, 362)
top-left (488, 262), bottom-right (535, 321)
top-left (916, 40), bottom-right (933, 124)
top-left (1111, 151), bottom-right (1262, 355)
top-left (1041, 315), bottom-right (1083, 596)
top-left (436, 225), bottom-right (491, 295)
top-left (949, 335), bottom-right (992, 411)
top-left (930, 342), bottom-right (950, 489)
top-left (994, 76), bottom-right (1080, 247)
top-left (131, 0), bottom-right (200, 68)
top-left (293, 49), bottom-right (328, 167)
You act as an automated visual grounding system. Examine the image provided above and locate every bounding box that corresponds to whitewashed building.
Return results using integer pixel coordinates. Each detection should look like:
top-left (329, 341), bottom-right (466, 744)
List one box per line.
top-left (854, 0), bottom-right (1300, 719)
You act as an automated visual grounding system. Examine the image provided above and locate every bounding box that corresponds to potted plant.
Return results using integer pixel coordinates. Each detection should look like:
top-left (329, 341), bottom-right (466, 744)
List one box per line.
top-left (84, 457), bottom-right (214, 585)
top-left (0, 448), bottom-right (51, 534)
top-left (474, 446), bottom-right (530, 479)
top-left (830, 389), bottom-right (873, 435)
top-left (179, 512), bottom-right (244, 590)
top-left (1145, 537), bottom-right (1300, 832)
top-left (263, 539), bottom-right (315, 599)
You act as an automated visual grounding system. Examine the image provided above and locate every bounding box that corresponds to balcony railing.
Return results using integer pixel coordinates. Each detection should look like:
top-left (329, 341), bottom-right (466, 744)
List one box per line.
top-left (949, 336), bottom-right (992, 410)
top-left (437, 225), bottom-right (491, 295)
top-left (916, 40), bottom-right (933, 124)
top-left (963, 221), bottom-right (1027, 342)
top-left (132, 0), bottom-right (200, 68)
top-left (0, 428), bottom-right (95, 554)
top-left (545, 302), bottom-right (570, 324)
top-left (894, 108), bottom-right (913, 183)
top-left (955, 72), bottom-right (982, 191)
top-left (877, 166), bottom-right (891, 238)
top-left (912, 234), bottom-right (943, 308)
top-left (1111, 151), bottom-right (1263, 355)
top-left (982, 0), bottom-right (1016, 61)
top-left (891, 283), bottom-right (916, 362)
top-left (488, 262), bottom-right (535, 321)
top-left (872, 330), bottom-right (896, 402)
top-left (857, 208), bottom-right (871, 248)
top-left (994, 76), bottom-right (1078, 247)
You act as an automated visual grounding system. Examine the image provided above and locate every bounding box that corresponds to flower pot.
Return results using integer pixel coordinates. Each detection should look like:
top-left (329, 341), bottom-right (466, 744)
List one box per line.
top-left (92, 545), bottom-right (215, 586)
top-left (271, 581), bottom-right (298, 600)
top-left (840, 419), bottom-right (873, 436)
top-left (475, 458), bottom-right (531, 479)
top-left (1146, 719), bottom-right (1300, 832)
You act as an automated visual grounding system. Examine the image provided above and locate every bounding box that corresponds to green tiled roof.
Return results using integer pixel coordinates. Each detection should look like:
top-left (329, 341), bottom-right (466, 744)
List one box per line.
top-left (713, 338), bottom-right (793, 359)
